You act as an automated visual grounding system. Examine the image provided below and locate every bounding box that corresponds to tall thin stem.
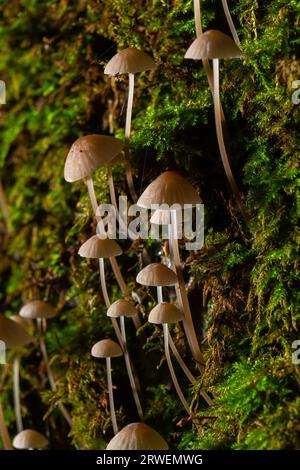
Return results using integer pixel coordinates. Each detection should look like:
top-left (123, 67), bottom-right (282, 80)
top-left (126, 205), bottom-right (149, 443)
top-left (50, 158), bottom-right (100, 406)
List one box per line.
top-left (0, 400), bottom-right (13, 450)
top-left (212, 59), bottom-right (248, 222)
top-left (120, 316), bottom-right (143, 419)
top-left (37, 320), bottom-right (72, 427)
top-left (169, 211), bottom-right (204, 366)
top-left (193, 0), bottom-right (202, 37)
top-left (13, 356), bottom-right (23, 433)
top-left (106, 357), bottom-right (118, 435)
top-left (124, 73), bottom-right (138, 202)
top-left (222, 0), bottom-right (240, 46)
top-left (163, 324), bottom-right (190, 414)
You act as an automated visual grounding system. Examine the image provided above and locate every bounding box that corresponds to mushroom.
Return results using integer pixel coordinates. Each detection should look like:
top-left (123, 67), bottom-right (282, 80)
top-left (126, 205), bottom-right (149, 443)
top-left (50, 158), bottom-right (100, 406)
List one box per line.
top-left (137, 172), bottom-right (204, 366)
top-left (0, 315), bottom-right (32, 450)
top-left (104, 48), bottom-right (156, 202)
top-left (107, 300), bottom-right (143, 419)
top-left (106, 422), bottom-right (168, 450)
top-left (91, 339), bottom-right (123, 435)
top-left (12, 429), bottom-right (48, 450)
top-left (185, 30), bottom-right (248, 221)
top-left (148, 302), bottom-right (190, 414)
top-left (19, 301), bottom-right (72, 427)
top-left (10, 315), bottom-right (33, 433)
top-left (79, 237), bottom-right (142, 418)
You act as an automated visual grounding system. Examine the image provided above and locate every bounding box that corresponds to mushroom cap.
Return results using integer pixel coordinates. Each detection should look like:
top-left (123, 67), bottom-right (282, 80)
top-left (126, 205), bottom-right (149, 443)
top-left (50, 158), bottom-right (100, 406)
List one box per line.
top-left (185, 29), bottom-right (243, 60)
top-left (104, 47), bottom-right (156, 75)
top-left (10, 314), bottom-right (33, 332)
top-left (0, 315), bottom-right (33, 349)
top-left (19, 300), bottom-right (56, 320)
top-left (148, 302), bottom-right (184, 324)
top-left (78, 235), bottom-right (122, 259)
top-left (136, 263), bottom-right (177, 287)
top-left (64, 135), bottom-right (124, 182)
top-left (107, 300), bottom-right (138, 318)
top-left (91, 339), bottom-right (123, 358)
top-left (107, 422), bottom-right (168, 450)
top-left (13, 429), bottom-right (48, 449)
top-left (137, 171), bottom-right (200, 208)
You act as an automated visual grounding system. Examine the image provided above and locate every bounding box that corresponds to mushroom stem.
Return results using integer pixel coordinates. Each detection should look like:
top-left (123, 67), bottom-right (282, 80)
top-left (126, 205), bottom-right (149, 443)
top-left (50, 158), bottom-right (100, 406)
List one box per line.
top-left (37, 320), bottom-right (72, 427)
top-left (120, 316), bottom-right (143, 419)
top-left (106, 357), bottom-right (118, 435)
top-left (162, 324), bottom-right (190, 414)
top-left (0, 400), bottom-right (13, 450)
top-left (212, 59), bottom-right (248, 222)
top-left (168, 211), bottom-right (204, 367)
top-left (0, 179), bottom-right (10, 230)
top-left (13, 355), bottom-right (23, 433)
top-left (193, 0), bottom-right (202, 37)
top-left (124, 73), bottom-right (138, 202)
top-left (222, 0), bottom-right (240, 46)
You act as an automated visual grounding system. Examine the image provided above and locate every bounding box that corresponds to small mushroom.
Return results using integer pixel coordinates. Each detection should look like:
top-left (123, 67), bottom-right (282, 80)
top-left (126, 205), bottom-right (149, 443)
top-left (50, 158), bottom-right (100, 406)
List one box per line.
top-left (12, 429), bottom-right (48, 450)
top-left (185, 30), bottom-right (248, 222)
top-left (107, 300), bottom-right (143, 419)
top-left (106, 422), bottom-right (168, 450)
top-left (104, 48), bottom-right (156, 202)
top-left (0, 315), bottom-right (33, 450)
top-left (19, 301), bottom-right (72, 427)
top-left (91, 339), bottom-right (123, 435)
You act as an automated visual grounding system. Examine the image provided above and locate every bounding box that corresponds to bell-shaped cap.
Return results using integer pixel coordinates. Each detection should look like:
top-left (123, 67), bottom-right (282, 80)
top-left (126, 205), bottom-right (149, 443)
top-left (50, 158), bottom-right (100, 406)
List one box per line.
top-left (136, 263), bottom-right (177, 287)
top-left (10, 314), bottom-right (33, 333)
top-left (0, 315), bottom-right (33, 349)
top-left (91, 339), bottom-right (123, 358)
top-left (107, 300), bottom-right (138, 318)
top-left (19, 300), bottom-right (56, 320)
top-left (12, 429), bottom-right (48, 449)
top-left (185, 29), bottom-right (243, 60)
top-left (137, 172), bottom-right (200, 208)
top-left (148, 302), bottom-right (184, 324)
top-left (64, 135), bottom-right (124, 182)
top-left (78, 235), bottom-right (122, 259)
top-left (107, 422), bottom-right (168, 450)
top-left (104, 47), bottom-right (156, 75)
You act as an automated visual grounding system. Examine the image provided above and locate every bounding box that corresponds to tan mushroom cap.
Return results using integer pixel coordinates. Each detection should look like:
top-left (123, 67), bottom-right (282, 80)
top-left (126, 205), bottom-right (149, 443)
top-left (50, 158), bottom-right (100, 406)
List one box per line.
top-left (10, 314), bottom-right (33, 332)
top-left (185, 29), bottom-right (243, 60)
top-left (64, 134), bottom-right (124, 182)
top-left (137, 171), bottom-right (200, 208)
top-left (91, 339), bottom-right (123, 358)
top-left (107, 300), bottom-right (138, 318)
top-left (107, 422), bottom-right (168, 450)
top-left (78, 235), bottom-right (122, 259)
top-left (19, 300), bottom-right (56, 320)
top-left (0, 315), bottom-right (32, 349)
top-left (148, 302), bottom-right (184, 324)
top-left (136, 263), bottom-right (177, 287)
top-left (13, 429), bottom-right (48, 449)
top-left (104, 47), bottom-right (156, 75)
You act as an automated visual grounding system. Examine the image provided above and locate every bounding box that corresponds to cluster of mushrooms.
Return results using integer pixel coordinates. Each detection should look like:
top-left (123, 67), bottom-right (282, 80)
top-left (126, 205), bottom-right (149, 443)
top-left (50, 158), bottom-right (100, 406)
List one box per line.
top-left (0, 2), bottom-right (246, 450)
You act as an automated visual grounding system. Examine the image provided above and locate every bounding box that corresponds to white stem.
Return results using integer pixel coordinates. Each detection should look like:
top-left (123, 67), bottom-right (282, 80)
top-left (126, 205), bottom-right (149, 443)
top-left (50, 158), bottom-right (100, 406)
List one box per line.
top-left (106, 357), bottom-right (118, 435)
top-left (120, 316), bottom-right (143, 419)
top-left (163, 324), bottom-right (190, 414)
top-left (212, 59), bottom-right (248, 222)
top-left (99, 258), bottom-right (111, 309)
top-left (222, 0), bottom-right (240, 46)
top-left (124, 73), bottom-right (138, 202)
top-left (0, 400), bottom-right (13, 450)
top-left (193, 0), bottom-right (202, 37)
top-left (13, 356), bottom-right (23, 432)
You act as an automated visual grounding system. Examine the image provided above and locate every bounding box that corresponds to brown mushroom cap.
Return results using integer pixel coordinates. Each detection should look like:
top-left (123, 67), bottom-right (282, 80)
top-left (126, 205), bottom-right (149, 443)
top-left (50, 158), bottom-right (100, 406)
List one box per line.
top-left (0, 315), bottom-right (33, 349)
top-left (107, 300), bottom-right (138, 318)
top-left (64, 135), bottom-right (124, 183)
top-left (104, 47), bottom-right (156, 75)
top-left (185, 29), bottom-right (243, 60)
top-left (136, 263), bottom-right (177, 287)
top-left (19, 300), bottom-right (56, 320)
top-left (107, 422), bottom-right (168, 450)
top-left (148, 302), bottom-right (184, 324)
top-left (78, 235), bottom-right (122, 259)
top-left (13, 429), bottom-right (48, 449)
top-left (91, 339), bottom-right (123, 358)
top-left (137, 171), bottom-right (200, 208)
top-left (10, 314), bottom-right (33, 332)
